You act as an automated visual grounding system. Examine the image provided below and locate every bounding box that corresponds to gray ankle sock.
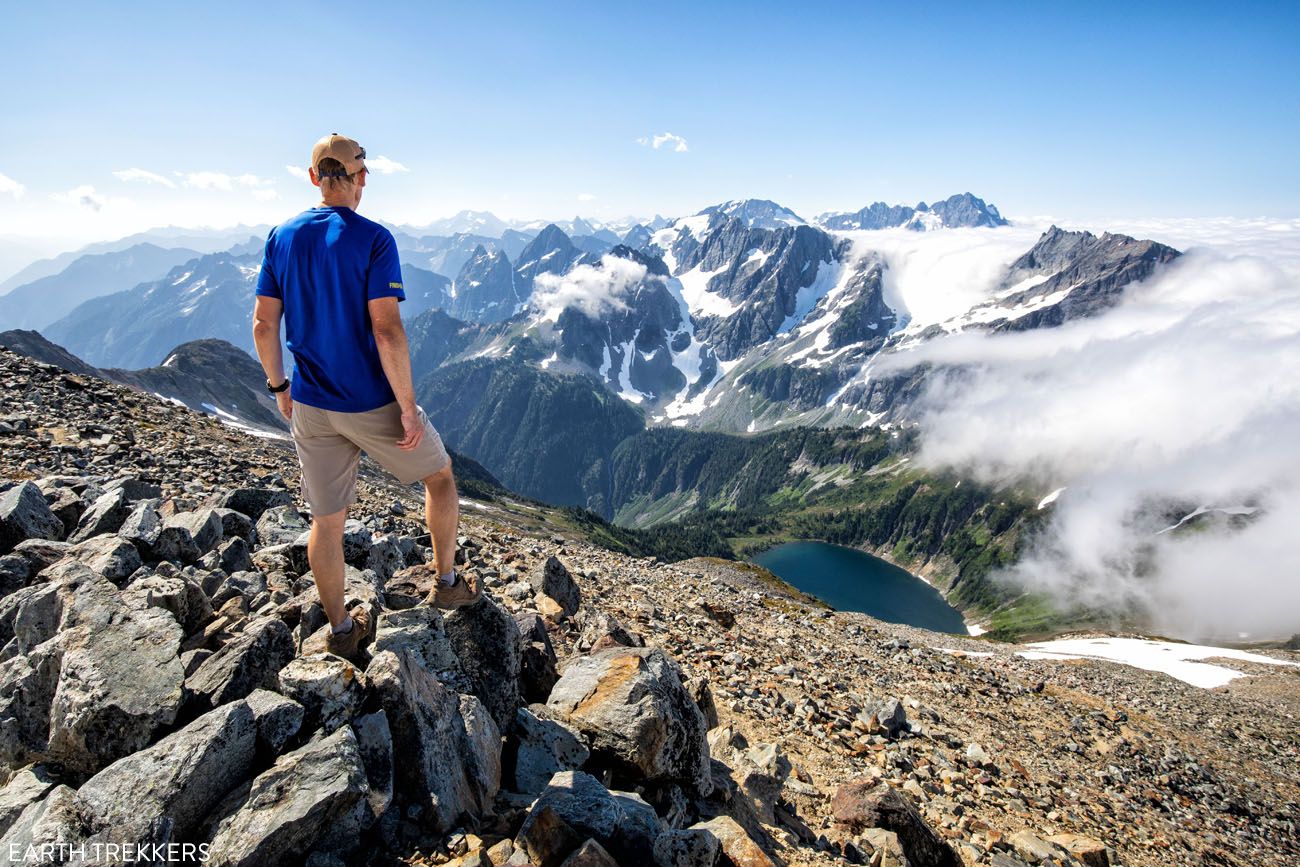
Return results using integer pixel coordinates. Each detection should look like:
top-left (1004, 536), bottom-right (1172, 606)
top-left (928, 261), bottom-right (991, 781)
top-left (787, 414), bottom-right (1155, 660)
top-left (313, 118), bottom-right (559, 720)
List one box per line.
top-left (438, 569), bottom-right (457, 587)
top-left (331, 615), bottom-right (354, 635)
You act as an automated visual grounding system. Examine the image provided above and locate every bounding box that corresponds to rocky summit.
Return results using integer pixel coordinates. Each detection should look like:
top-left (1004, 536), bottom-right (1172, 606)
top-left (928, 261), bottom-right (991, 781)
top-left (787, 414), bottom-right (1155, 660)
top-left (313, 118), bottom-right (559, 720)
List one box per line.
top-left (0, 344), bottom-right (1297, 867)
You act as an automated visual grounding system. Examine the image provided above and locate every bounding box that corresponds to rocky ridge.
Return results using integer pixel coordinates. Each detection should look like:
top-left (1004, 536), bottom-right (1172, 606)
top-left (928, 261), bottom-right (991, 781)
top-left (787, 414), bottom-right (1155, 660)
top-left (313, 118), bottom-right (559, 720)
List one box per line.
top-left (0, 346), bottom-right (1297, 867)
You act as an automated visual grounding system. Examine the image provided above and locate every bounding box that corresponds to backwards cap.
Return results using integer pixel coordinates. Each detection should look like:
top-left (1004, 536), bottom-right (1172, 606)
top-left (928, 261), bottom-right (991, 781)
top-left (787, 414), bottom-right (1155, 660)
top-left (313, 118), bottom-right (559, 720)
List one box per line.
top-left (311, 133), bottom-right (366, 178)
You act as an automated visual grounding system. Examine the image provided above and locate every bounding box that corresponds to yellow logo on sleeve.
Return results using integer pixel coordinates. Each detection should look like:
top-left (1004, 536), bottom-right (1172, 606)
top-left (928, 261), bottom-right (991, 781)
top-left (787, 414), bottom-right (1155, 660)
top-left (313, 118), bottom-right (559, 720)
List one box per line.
top-left (389, 282), bottom-right (403, 289)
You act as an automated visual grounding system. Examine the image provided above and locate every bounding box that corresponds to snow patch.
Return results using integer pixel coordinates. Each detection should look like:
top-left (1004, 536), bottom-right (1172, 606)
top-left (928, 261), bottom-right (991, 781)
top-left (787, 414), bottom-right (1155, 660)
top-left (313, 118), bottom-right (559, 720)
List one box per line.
top-left (1018, 637), bottom-right (1297, 689)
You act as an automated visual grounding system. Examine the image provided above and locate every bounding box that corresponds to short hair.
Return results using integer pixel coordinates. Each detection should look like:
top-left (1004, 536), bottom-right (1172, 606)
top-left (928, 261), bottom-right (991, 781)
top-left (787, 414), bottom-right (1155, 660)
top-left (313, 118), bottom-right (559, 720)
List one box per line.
top-left (316, 156), bottom-right (358, 187)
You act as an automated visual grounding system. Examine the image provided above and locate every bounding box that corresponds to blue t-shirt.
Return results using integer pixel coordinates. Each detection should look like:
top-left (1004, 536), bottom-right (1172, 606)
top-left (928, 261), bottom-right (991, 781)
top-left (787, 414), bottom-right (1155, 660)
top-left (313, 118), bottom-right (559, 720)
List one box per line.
top-left (256, 207), bottom-right (405, 412)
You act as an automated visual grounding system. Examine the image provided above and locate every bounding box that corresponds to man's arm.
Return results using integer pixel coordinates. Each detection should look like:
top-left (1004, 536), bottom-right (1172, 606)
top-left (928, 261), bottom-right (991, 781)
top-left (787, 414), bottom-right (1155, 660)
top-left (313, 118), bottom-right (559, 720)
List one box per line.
top-left (252, 296), bottom-right (292, 420)
top-left (369, 296), bottom-right (424, 451)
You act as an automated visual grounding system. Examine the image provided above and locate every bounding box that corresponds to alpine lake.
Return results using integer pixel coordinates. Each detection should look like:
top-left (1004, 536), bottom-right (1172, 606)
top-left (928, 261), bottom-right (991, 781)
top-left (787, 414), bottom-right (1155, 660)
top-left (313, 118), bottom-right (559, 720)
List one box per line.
top-left (752, 540), bottom-right (968, 635)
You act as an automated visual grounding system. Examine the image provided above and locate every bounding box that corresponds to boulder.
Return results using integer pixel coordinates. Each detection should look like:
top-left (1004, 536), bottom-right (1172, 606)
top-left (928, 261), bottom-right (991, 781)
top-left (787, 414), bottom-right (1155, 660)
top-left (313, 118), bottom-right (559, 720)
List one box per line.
top-left (165, 508), bottom-right (224, 554)
top-left (365, 534), bottom-right (406, 584)
top-left (509, 706), bottom-right (590, 794)
top-left (215, 508), bottom-right (257, 546)
top-left (74, 700), bottom-right (258, 845)
top-left (68, 487), bottom-right (130, 543)
top-left (69, 533), bottom-right (142, 583)
top-left (1046, 833), bottom-right (1109, 867)
top-left (383, 562), bottom-right (434, 610)
top-left (831, 781), bottom-right (961, 867)
top-left (372, 606), bottom-right (459, 673)
top-left (1011, 830), bottom-right (1063, 864)
top-left (103, 477), bottom-right (162, 501)
top-left (185, 617), bottom-right (295, 712)
top-left (122, 571), bottom-right (213, 634)
top-left (215, 537), bottom-right (254, 575)
top-left (246, 687), bottom-right (305, 755)
top-left (277, 653), bottom-right (366, 734)
top-left (7, 539), bottom-right (72, 575)
top-left (546, 646), bottom-right (712, 795)
top-left (0, 561), bottom-right (185, 778)
top-left (514, 771), bottom-right (662, 866)
top-left (215, 488), bottom-right (293, 522)
top-left (561, 839), bottom-right (621, 867)
top-left (0, 482), bottom-right (64, 553)
top-left (690, 816), bottom-right (775, 867)
top-left (872, 698), bottom-right (909, 739)
top-left (256, 505), bottom-right (311, 548)
top-left (0, 785), bottom-right (90, 860)
top-left (732, 743), bottom-right (791, 825)
top-left (530, 555), bottom-right (581, 617)
top-left (203, 726), bottom-right (371, 867)
top-left (121, 500), bottom-right (202, 564)
top-left (43, 487), bottom-right (84, 538)
top-left (515, 611), bottom-right (560, 704)
top-left (575, 610), bottom-right (643, 653)
top-left (365, 649), bottom-right (501, 834)
top-left (351, 710), bottom-right (395, 822)
top-left (0, 766), bottom-right (57, 838)
top-left (444, 594), bottom-right (523, 732)
top-left (0, 555), bottom-right (30, 599)
top-left (653, 827), bottom-right (722, 867)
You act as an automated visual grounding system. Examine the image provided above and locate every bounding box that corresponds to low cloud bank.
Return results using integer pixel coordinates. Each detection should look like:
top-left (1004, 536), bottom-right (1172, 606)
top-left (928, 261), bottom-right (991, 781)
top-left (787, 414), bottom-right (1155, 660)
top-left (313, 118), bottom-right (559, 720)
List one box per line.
top-left (875, 218), bottom-right (1300, 641)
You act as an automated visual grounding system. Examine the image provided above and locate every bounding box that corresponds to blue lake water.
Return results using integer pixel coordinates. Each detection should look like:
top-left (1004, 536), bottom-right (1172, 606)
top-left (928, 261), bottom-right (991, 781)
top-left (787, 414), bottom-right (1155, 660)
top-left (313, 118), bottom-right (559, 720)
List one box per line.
top-left (752, 540), bottom-right (968, 634)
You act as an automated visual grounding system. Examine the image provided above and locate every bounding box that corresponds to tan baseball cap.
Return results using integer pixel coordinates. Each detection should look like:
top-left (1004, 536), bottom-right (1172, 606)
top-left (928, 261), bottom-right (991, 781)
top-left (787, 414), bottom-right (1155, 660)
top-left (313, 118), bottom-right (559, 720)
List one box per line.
top-left (311, 133), bottom-right (367, 178)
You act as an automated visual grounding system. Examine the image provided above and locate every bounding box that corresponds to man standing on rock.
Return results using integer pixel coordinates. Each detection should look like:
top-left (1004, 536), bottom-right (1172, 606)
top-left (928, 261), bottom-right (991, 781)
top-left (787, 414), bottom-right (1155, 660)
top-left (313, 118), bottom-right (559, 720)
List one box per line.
top-left (252, 133), bottom-right (480, 659)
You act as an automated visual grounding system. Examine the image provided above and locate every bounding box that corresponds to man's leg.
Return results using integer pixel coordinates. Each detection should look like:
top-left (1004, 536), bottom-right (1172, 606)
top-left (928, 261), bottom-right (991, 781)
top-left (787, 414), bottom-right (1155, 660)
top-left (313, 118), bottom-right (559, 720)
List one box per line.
top-left (423, 464), bottom-right (459, 577)
top-left (308, 507), bottom-right (349, 628)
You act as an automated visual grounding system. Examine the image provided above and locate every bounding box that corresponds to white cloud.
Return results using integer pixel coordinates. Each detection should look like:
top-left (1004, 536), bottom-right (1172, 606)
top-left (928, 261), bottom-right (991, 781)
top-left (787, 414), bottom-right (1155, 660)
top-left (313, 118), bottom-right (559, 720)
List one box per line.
top-left (578, 193), bottom-right (597, 202)
top-left (285, 165), bottom-right (310, 181)
top-left (52, 185), bottom-right (106, 211)
top-left (636, 132), bottom-right (689, 153)
top-left (868, 218), bottom-right (1300, 641)
top-left (0, 172), bottom-right (28, 199)
top-left (252, 189), bottom-right (280, 202)
top-left (366, 155), bottom-right (409, 175)
top-left (531, 254), bottom-right (647, 323)
top-left (113, 168), bottom-right (176, 188)
top-left (180, 171), bottom-right (273, 191)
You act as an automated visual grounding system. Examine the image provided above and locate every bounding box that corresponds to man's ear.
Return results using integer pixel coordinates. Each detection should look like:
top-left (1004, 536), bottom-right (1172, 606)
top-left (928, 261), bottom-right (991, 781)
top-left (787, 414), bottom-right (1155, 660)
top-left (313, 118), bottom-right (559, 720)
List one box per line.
top-left (308, 167), bottom-right (322, 188)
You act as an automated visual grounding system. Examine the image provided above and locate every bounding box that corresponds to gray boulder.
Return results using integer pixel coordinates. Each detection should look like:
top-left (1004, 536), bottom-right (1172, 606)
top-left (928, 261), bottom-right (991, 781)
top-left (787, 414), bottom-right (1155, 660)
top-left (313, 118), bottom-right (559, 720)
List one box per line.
top-left (830, 781), bottom-right (961, 867)
top-left (215, 488), bottom-right (293, 521)
top-left (122, 570), bottom-right (213, 634)
top-left (0, 766), bottom-right (57, 838)
top-left (0, 785), bottom-right (89, 862)
top-left (372, 606), bottom-right (459, 674)
top-left (74, 700), bottom-right (258, 845)
top-left (365, 535), bottom-right (405, 584)
top-left (0, 561), bottom-right (185, 777)
top-left (0, 482), bottom-right (64, 554)
top-left (256, 505), bottom-right (310, 547)
top-left (185, 617), bottom-right (295, 712)
top-left (165, 508), bottom-right (224, 554)
top-left (509, 706), bottom-right (590, 794)
top-left (351, 710), bottom-right (395, 823)
top-left (203, 726), bottom-right (371, 867)
top-left (653, 828), bottom-right (721, 867)
top-left (214, 508), bottom-right (257, 546)
top-left (278, 653), bottom-right (366, 734)
top-left (121, 500), bottom-right (202, 563)
top-left (68, 487), bottom-right (130, 544)
top-left (444, 593), bottom-right (522, 732)
top-left (7, 539), bottom-right (71, 575)
top-left (515, 611), bottom-right (560, 704)
top-left (365, 649), bottom-right (501, 834)
top-left (547, 646), bottom-right (712, 795)
top-left (69, 533), bottom-right (142, 583)
top-left (514, 771), bottom-right (663, 865)
top-left (531, 555), bottom-right (581, 617)
top-left (246, 687), bottom-right (305, 755)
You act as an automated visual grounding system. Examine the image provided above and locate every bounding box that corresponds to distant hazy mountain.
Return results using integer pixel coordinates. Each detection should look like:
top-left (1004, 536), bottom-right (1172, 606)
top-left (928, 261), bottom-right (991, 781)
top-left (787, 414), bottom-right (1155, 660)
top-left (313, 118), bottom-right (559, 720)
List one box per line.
top-left (0, 243), bottom-right (202, 330)
top-left (0, 225), bottom-right (268, 294)
top-left (817, 192), bottom-right (1008, 231)
top-left (45, 251), bottom-right (262, 369)
top-left (413, 210), bottom-right (512, 237)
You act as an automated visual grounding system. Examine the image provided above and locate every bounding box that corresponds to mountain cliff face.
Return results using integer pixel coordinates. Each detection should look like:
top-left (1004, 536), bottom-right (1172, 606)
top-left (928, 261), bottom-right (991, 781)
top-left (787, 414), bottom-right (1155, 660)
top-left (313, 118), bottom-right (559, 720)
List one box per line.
top-left (818, 193), bottom-right (1008, 231)
top-left (450, 245), bottom-right (522, 323)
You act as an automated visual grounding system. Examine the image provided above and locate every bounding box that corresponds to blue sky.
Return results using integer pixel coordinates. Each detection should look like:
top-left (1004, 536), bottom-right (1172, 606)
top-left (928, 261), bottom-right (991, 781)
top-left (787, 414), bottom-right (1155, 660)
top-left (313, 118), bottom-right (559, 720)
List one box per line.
top-left (1, 0), bottom-right (1297, 241)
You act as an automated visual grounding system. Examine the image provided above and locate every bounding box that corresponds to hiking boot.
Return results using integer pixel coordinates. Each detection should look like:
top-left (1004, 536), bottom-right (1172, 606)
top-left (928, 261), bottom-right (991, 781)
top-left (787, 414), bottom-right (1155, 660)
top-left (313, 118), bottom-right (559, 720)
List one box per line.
top-left (426, 569), bottom-right (483, 610)
top-left (302, 605), bottom-right (373, 662)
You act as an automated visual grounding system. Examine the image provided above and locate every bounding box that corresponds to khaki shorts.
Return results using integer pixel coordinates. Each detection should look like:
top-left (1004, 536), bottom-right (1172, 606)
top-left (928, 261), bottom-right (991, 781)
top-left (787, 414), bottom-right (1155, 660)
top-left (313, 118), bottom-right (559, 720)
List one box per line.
top-left (290, 400), bottom-right (451, 515)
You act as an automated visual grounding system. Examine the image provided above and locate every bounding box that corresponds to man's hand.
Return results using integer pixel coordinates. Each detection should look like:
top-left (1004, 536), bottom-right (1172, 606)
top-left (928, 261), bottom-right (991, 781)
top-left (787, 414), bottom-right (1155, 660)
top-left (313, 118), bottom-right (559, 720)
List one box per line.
top-left (396, 405), bottom-right (424, 451)
top-left (275, 391), bottom-right (293, 420)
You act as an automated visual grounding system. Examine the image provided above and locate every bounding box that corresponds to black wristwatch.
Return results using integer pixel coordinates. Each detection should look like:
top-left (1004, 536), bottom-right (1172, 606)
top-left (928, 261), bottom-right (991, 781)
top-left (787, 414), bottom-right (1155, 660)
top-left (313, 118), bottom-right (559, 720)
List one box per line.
top-left (267, 379), bottom-right (290, 394)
